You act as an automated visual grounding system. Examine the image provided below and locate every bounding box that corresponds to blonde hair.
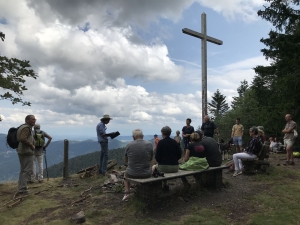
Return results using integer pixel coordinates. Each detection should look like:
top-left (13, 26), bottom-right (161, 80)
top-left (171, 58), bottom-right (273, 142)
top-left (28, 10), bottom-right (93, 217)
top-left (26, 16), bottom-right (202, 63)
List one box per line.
top-left (190, 132), bottom-right (201, 142)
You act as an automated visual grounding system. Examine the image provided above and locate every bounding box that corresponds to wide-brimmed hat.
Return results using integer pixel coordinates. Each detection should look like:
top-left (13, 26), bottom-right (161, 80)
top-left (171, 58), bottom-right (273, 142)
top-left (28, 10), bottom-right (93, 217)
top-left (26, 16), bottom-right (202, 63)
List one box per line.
top-left (34, 124), bottom-right (41, 132)
top-left (101, 114), bottom-right (113, 120)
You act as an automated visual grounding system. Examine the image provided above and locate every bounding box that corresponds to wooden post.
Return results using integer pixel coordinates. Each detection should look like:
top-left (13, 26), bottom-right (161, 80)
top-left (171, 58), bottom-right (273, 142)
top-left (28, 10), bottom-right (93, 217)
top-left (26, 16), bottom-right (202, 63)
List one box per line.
top-left (63, 139), bottom-right (69, 179)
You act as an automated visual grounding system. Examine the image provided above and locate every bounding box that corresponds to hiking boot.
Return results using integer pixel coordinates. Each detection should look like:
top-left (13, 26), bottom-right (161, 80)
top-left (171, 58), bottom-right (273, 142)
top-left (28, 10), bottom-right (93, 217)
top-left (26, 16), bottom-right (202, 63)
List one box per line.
top-left (28, 180), bottom-right (35, 184)
top-left (38, 179), bottom-right (44, 183)
top-left (288, 161), bottom-right (295, 166)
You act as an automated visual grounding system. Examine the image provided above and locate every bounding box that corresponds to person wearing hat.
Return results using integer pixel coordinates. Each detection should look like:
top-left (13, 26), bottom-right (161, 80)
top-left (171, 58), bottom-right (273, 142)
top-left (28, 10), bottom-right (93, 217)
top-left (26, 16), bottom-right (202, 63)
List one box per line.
top-left (30, 123), bottom-right (52, 183)
top-left (96, 114), bottom-right (112, 175)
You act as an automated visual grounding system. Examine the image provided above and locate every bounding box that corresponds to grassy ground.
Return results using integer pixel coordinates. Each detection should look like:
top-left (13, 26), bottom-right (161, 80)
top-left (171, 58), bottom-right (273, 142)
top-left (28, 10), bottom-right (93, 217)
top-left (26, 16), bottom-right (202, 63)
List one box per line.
top-left (1, 154), bottom-right (300, 225)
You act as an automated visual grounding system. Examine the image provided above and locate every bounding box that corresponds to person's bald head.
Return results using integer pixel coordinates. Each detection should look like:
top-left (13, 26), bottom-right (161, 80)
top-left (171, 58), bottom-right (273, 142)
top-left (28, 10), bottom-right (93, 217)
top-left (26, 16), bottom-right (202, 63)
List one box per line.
top-left (204, 115), bottom-right (210, 122)
top-left (285, 114), bottom-right (292, 121)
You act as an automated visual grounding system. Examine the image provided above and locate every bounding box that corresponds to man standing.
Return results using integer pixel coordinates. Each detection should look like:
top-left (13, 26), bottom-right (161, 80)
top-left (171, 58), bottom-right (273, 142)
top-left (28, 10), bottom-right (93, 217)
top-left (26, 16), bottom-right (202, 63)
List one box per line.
top-left (282, 114), bottom-right (297, 165)
top-left (30, 124), bottom-right (52, 183)
top-left (231, 118), bottom-right (244, 152)
top-left (16, 115), bottom-right (36, 196)
top-left (123, 129), bottom-right (153, 201)
top-left (153, 134), bottom-right (160, 155)
top-left (201, 115), bottom-right (219, 138)
top-left (96, 114), bottom-right (112, 175)
top-left (182, 118), bottom-right (195, 149)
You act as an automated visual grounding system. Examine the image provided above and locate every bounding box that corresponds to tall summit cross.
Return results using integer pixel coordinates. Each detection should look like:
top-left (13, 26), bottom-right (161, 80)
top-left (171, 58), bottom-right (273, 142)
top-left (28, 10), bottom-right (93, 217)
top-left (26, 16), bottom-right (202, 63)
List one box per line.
top-left (182, 13), bottom-right (223, 123)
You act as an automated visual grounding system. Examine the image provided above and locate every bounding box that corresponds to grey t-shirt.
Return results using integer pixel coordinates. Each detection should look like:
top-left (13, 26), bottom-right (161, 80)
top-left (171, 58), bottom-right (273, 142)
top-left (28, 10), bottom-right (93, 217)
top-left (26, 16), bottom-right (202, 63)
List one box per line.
top-left (34, 130), bottom-right (48, 156)
top-left (125, 139), bottom-right (153, 177)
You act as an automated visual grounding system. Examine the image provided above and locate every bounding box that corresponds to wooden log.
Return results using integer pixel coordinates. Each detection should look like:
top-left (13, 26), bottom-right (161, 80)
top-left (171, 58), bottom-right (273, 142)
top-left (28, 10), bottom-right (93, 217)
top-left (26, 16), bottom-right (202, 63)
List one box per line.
top-left (8, 199), bottom-right (22, 208)
top-left (80, 187), bottom-right (92, 197)
top-left (107, 160), bottom-right (117, 170)
top-left (77, 165), bottom-right (99, 174)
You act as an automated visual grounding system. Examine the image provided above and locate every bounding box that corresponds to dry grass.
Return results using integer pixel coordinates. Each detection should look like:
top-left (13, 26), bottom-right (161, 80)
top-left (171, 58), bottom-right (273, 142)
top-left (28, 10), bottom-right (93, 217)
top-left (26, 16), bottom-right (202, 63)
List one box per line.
top-left (1, 155), bottom-right (300, 225)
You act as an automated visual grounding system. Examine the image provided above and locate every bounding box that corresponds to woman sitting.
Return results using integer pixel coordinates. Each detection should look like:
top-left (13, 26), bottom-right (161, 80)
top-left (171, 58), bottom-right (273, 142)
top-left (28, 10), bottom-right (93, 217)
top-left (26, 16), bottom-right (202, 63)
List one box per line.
top-left (183, 132), bottom-right (205, 161)
top-left (153, 126), bottom-right (182, 190)
top-left (269, 137), bottom-right (278, 152)
top-left (232, 126), bottom-right (262, 177)
top-left (181, 132), bottom-right (208, 187)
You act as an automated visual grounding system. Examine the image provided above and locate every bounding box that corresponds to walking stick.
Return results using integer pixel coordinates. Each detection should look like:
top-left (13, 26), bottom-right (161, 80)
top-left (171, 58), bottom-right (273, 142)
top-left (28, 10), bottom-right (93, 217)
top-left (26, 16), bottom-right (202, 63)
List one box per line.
top-left (44, 150), bottom-right (49, 181)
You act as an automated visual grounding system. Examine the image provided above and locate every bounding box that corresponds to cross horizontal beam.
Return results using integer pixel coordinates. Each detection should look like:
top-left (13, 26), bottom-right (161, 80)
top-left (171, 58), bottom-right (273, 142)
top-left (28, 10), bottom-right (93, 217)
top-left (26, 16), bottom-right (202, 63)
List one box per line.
top-left (182, 28), bottom-right (223, 45)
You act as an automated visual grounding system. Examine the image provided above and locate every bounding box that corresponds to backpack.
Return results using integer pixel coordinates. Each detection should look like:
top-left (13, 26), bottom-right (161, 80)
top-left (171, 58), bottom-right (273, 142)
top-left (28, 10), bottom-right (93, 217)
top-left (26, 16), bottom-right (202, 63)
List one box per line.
top-left (6, 124), bottom-right (28, 149)
top-left (34, 131), bottom-right (45, 147)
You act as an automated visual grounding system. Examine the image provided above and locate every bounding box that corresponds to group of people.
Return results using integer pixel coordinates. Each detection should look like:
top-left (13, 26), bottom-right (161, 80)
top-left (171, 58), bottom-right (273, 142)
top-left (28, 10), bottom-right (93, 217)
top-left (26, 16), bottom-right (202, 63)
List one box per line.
top-left (15, 115), bottom-right (52, 196)
top-left (231, 114), bottom-right (297, 176)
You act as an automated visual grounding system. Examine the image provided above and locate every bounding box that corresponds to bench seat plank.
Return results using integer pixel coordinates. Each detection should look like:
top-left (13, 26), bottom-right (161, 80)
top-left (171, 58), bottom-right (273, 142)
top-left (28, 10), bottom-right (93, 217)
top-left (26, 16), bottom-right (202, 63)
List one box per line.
top-left (126, 165), bottom-right (229, 184)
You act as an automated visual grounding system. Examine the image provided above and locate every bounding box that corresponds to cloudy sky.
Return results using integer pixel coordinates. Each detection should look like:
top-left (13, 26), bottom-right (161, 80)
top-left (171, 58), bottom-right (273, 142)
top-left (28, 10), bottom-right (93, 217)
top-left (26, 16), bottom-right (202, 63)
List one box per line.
top-left (0, 0), bottom-right (271, 139)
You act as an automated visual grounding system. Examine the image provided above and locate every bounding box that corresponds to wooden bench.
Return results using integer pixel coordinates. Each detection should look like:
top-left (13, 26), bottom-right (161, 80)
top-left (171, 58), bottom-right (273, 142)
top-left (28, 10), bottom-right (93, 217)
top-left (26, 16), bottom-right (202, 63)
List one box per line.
top-left (126, 165), bottom-right (229, 202)
top-left (242, 144), bottom-right (270, 174)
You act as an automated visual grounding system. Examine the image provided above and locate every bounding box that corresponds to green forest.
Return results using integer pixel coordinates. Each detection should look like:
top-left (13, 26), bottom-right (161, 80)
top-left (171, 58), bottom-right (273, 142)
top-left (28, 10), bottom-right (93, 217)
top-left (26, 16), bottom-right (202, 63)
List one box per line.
top-left (46, 147), bottom-right (125, 178)
top-left (207, 0), bottom-right (300, 146)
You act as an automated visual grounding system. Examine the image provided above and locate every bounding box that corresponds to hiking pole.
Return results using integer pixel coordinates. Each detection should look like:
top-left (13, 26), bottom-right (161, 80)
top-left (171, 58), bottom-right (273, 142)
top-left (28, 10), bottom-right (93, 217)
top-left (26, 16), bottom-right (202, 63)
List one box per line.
top-left (44, 150), bottom-right (49, 181)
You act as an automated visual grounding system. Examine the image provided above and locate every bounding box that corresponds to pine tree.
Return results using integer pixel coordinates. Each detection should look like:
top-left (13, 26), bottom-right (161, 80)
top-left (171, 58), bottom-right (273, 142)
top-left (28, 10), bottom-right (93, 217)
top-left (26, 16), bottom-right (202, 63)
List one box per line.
top-left (252, 0), bottom-right (300, 131)
top-left (231, 80), bottom-right (249, 109)
top-left (208, 89), bottom-right (229, 119)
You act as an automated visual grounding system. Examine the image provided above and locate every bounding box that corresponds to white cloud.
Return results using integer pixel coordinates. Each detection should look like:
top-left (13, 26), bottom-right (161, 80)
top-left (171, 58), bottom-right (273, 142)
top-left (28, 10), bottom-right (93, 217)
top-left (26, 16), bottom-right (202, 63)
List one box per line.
top-left (0, 0), bottom-right (268, 136)
top-left (197, 0), bottom-right (265, 22)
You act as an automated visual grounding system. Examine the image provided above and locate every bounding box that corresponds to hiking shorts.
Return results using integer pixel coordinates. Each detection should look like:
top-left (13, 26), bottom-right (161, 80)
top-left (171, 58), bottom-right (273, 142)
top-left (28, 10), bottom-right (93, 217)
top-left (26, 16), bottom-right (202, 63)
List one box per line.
top-left (233, 136), bottom-right (243, 146)
top-left (284, 139), bottom-right (295, 148)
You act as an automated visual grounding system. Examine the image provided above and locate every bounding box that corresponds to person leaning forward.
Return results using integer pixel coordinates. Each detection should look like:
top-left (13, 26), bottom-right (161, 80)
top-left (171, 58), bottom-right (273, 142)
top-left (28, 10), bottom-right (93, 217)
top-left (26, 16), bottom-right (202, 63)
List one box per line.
top-left (96, 114), bottom-right (112, 176)
top-left (122, 129), bottom-right (153, 201)
top-left (16, 115), bottom-right (36, 196)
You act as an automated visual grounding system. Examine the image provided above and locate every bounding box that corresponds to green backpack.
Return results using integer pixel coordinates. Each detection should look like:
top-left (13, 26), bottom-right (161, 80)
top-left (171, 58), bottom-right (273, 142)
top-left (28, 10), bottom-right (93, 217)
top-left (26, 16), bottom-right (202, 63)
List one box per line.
top-left (179, 157), bottom-right (209, 171)
top-left (34, 131), bottom-right (45, 147)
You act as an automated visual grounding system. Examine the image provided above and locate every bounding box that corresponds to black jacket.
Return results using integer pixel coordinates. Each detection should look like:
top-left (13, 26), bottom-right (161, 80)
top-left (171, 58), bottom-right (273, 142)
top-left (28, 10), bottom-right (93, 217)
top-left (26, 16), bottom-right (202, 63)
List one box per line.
top-left (155, 136), bottom-right (181, 165)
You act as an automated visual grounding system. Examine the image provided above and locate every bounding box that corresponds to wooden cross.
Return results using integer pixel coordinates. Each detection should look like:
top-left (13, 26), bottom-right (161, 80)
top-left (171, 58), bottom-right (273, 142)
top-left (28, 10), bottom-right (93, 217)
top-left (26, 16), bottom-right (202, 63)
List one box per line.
top-left (182, 13), bottom-right (223, 123)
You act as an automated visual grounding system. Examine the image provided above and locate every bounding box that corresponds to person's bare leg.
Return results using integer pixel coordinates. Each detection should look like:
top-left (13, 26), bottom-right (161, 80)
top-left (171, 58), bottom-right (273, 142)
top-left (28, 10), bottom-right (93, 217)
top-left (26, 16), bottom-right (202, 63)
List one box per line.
top-left (124, 174), bottom-right (130, 193)
top-left (286, 145), bottom-right (293, 162)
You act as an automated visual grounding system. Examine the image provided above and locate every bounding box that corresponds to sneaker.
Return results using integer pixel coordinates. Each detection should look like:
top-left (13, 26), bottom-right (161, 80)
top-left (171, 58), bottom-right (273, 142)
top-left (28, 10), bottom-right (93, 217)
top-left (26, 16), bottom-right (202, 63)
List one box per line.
top-left (233, 171), bottom-right (241, 177)
top-left (122, 194), bottom-right (132, 201)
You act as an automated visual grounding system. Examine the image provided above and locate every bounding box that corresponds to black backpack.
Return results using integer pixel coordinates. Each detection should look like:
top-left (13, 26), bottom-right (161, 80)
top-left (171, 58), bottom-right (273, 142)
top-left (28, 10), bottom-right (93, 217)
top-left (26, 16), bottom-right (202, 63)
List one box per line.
top-left (6, 124), bottom-right (29, 149)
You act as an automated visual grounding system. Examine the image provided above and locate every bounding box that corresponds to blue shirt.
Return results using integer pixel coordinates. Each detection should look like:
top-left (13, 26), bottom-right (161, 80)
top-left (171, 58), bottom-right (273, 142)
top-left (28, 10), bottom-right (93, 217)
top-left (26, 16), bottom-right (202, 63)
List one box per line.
top-left (96, 121), bottom-right (107, 143)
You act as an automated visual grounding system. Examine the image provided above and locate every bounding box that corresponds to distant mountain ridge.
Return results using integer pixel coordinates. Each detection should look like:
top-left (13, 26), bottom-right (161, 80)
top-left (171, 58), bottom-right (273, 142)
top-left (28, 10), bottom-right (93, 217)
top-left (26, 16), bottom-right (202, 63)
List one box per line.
top-left (46, 148), bottom-right (126, 178)
top-left (0, 133), bottom-right (136, 182)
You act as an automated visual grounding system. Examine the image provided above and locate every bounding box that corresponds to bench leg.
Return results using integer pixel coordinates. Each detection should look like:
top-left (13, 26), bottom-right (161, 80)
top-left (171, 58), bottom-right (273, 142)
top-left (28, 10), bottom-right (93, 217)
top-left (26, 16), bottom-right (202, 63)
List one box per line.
top-left (135, 181), bottom-right (162, 203)
top-left (242, 161), bottom-right (256, 174)
top-left (194, 170), bottom-right (223, 189)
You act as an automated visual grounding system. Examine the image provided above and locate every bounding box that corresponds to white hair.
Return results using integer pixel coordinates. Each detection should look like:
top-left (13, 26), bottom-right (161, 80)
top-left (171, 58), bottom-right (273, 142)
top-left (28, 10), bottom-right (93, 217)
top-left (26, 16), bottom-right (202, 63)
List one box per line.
top-left (132, 129), bottom-right (143, 138)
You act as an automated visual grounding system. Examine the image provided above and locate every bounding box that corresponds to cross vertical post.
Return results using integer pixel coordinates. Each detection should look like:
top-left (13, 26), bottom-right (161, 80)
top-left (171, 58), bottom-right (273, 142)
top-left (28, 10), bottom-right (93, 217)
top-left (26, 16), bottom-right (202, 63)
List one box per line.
top-left (201, 13), bottom-right (207, 122)
top-left (182, 13), bottom-right (223, 123)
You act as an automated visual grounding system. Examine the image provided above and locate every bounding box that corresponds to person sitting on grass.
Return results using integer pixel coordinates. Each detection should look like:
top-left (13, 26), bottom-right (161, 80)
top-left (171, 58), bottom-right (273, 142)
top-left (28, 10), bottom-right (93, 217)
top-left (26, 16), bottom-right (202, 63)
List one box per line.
top-left (232, 126), bottom-right (262, 177)
top-left (122, 129), bottom-right (153, 201)
top-left (153, 126), bottom-right (182, 191)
